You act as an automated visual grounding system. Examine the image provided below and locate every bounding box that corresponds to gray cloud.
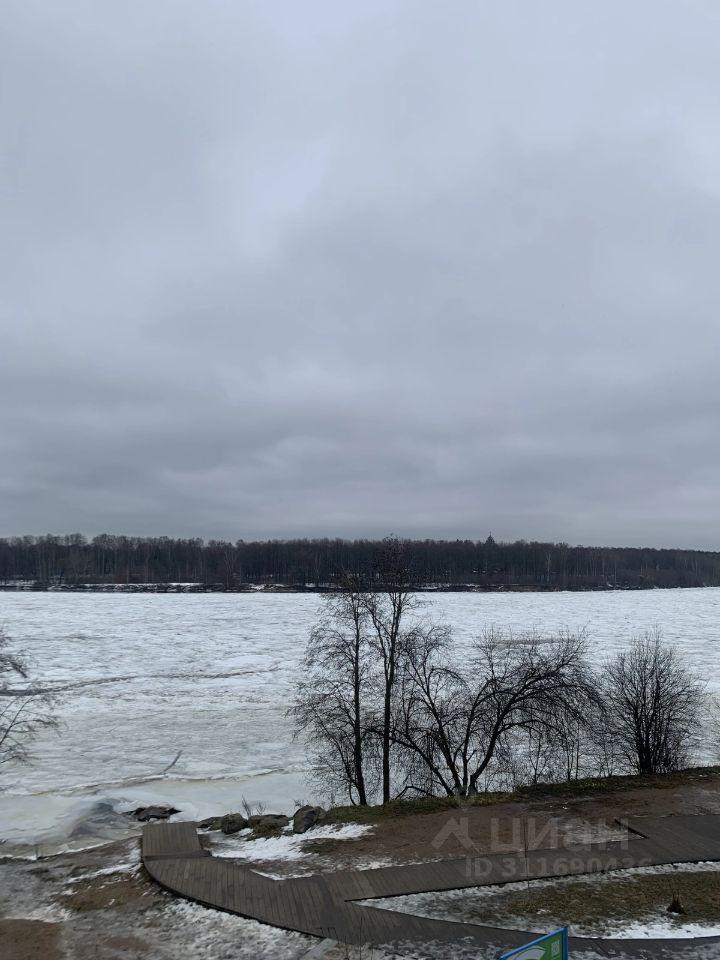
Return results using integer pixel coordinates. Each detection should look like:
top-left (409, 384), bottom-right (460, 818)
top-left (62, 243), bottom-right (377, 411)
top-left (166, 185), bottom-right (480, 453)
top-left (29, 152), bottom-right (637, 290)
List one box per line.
top-left (2, 1), bottom-right (720, 546)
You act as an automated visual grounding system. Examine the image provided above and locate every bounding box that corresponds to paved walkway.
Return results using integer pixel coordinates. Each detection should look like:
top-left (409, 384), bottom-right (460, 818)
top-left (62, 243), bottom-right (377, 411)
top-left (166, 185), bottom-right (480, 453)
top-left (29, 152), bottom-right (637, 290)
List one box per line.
top-left (142, 814), bottom-right (720, 958)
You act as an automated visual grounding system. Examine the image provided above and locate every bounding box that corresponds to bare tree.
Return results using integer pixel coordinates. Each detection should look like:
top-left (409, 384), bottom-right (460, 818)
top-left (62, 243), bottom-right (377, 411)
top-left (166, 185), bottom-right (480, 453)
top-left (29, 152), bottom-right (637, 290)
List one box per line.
top-left (291, 585), bottom-right (377, 804)
top-left (394, 628), bottom-right (592, 796)
top-left (599, 629), bottom-right (704, 775)
top-left (0, 628), bottom-right (57, 769)
top-left (517, 653), bottom-right (603, 783)
top-left (392, 622), bottom-right (464, 796)
top-left (292, 538), bottom-right (426, 805)
top-left (363, 537), bottom-right (423, 803)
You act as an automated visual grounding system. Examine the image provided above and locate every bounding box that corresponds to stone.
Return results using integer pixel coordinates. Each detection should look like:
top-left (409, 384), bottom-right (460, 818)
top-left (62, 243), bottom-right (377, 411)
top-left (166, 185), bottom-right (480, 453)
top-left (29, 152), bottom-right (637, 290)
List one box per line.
top-left (129, 805), bottom-right (179, 822)
top-left (292, 805), bottom-right (325, 834)
top-left (220, 813), bottom-right (248, 834)
top-left (198, 816), bottom-right (224, 831)
top-left (248, 814), bottom-right (290, 830)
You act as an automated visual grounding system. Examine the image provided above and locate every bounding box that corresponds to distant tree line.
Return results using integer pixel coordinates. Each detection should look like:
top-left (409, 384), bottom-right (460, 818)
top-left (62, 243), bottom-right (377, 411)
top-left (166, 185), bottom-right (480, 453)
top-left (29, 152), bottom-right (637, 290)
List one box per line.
top-left (1, 532), bottom-right (720, 590)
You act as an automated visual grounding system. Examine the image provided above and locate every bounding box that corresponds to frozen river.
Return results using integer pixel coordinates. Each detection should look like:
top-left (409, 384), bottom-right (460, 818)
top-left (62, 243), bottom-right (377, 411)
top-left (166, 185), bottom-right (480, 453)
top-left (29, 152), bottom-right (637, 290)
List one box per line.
top-left (1, 588), bottom-right (719, 853)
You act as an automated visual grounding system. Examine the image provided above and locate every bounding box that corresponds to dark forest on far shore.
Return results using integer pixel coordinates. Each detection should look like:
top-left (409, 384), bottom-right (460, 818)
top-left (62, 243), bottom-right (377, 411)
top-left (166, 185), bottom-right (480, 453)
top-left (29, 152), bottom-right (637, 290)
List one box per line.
top-left (1, 534), bottom-right (720, 591)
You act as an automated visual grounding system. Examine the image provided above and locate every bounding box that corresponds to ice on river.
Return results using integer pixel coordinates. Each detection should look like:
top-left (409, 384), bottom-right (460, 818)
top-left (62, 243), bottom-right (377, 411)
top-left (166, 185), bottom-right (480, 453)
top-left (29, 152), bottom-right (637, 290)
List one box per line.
top-left (1, 588), bottom-right (719, 853)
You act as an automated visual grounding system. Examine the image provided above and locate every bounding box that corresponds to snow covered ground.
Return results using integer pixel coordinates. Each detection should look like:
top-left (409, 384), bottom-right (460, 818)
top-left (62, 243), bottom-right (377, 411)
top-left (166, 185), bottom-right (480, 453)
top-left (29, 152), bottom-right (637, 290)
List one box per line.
top-left (205, 823), bottom-right (372, 863)
top-left (0, 841), bottom-right (314, 960)
top-left (1, 588), bottom-right (720, 853)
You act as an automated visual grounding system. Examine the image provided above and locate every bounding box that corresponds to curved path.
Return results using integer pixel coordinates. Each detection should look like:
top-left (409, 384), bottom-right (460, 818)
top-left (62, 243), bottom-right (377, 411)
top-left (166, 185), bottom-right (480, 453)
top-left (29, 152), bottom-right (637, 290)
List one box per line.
top-left (143, 814), bottom-right (720, 958)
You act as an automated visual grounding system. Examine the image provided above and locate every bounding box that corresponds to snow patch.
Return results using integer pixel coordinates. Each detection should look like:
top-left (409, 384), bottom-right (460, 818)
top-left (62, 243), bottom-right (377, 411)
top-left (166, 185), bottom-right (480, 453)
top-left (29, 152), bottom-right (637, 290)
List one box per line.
top-left (206, 823), bottom-right (372, 862)
top-left (162, 900), bottom-right (310, 959)
top-left (605, 918), bottom-right (720, 939)
top-left (66, 859), bottom-right (140, 883)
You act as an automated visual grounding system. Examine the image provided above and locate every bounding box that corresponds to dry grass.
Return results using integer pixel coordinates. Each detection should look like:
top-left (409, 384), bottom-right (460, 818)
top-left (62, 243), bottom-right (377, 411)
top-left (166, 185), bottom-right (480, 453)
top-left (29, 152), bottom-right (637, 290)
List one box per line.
top-left (322, 766), bottom-right (720, 825)
top-left (59, 871), bottom-right (157, 914)
top-left (410, 868), bottom-right (720, 932)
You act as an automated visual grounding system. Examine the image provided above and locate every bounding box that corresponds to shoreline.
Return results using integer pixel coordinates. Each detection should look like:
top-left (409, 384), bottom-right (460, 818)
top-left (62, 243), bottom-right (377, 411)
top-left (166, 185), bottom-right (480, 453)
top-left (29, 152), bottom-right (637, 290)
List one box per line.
top-left (5, 766), bottom-right (720, 861)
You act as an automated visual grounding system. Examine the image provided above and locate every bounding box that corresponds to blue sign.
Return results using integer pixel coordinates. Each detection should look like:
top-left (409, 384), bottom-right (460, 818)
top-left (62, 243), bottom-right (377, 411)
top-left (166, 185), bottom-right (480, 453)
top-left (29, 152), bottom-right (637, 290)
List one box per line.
top-left (499, 927), bottom-right (569, 960)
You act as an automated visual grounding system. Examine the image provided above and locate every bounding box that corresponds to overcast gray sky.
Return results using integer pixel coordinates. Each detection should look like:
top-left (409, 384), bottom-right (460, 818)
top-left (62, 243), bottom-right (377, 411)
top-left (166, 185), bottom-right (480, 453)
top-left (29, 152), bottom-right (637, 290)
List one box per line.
top-left (2, 1), bottom-right (720, 547)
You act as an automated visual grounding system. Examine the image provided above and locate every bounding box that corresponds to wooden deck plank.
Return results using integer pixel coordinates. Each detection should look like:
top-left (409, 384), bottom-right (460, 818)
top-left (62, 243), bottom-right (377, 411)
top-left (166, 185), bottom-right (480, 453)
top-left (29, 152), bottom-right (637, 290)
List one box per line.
top-left (143, 814), bottom-right (720, 957)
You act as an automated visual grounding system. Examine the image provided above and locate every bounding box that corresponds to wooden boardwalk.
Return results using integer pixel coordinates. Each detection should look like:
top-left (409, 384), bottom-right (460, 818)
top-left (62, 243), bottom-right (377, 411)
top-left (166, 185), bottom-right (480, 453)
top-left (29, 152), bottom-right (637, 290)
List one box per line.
top-left (143, 814), bottom-right (720, 957)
